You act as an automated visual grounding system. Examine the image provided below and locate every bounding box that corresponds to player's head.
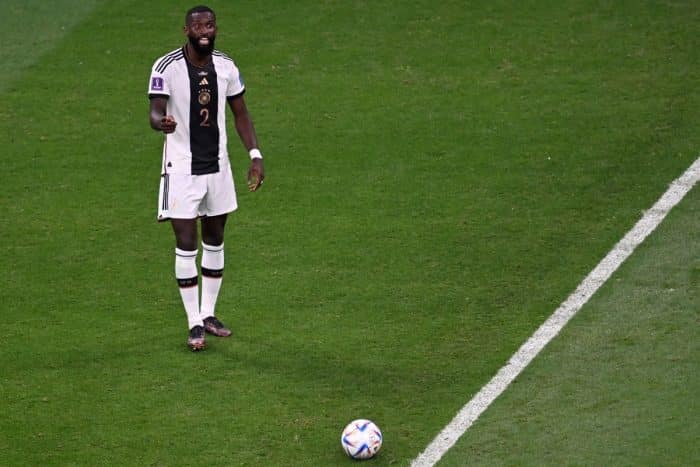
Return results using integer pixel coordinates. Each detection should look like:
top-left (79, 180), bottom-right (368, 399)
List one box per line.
top-left (184, 5), bottom-right (217, 55)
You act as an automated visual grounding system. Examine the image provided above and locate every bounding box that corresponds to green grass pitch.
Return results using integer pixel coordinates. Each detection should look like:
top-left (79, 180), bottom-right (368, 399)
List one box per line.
top-left (0, 0), bottom-right (698, 465)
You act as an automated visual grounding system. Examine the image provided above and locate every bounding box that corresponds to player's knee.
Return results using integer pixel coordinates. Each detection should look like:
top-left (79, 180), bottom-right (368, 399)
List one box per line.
top-left (201, 217), bottom-right (226, 245)
top-left (176, 238), bottom-right (197, 251)
top-left (174, 228), bottom-right (197, 251)
top-left (201, 234), bottom-right (223, 247)
top-left (171, 219), bottom-right (198, 250)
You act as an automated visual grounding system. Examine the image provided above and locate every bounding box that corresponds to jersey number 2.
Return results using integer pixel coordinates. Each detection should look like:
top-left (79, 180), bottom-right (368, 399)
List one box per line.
top-left (200, 109), bottom-right (210, 127)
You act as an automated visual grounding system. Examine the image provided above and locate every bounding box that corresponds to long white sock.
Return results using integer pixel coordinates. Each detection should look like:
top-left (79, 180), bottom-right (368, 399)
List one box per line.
top-left (175, 248), bottom-right (201, 329)
top-left (200, 242), bottom-right (224, 319)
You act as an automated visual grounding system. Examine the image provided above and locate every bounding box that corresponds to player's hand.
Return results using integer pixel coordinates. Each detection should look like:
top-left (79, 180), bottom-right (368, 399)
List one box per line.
top-left (247, 158), bottom-right (265, 191)
top-left (160, 115), bottom-right (177, 134)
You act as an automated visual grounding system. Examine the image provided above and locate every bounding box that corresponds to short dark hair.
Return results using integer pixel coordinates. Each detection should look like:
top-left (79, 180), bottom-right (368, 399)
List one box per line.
top-left (186, 5), bottom-right (216, 24)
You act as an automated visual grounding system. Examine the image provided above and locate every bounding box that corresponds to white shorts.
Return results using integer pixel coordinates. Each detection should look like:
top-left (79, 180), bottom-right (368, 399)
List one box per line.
top-left (157, 167), bottom-right (238, 220)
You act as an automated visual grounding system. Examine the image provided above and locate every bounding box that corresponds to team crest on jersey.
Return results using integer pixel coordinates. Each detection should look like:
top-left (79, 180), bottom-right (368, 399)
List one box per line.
top-left (151, 77), bottom-right (164, 91)
top-left (198, 90), bottom-right (211, 105)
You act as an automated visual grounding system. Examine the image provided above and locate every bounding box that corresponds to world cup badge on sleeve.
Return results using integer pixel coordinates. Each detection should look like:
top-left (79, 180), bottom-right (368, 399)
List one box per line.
top-left (151, 77), bottom-right (164, 91)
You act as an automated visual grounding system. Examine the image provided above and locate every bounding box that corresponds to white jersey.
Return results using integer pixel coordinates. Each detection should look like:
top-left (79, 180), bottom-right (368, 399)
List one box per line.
top-left (148, 47), bottom-right (245, 175)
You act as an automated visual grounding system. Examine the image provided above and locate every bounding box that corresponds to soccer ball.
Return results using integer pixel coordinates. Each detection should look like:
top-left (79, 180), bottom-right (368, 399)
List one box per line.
top-left (340, 419), bottom-right (383, 460)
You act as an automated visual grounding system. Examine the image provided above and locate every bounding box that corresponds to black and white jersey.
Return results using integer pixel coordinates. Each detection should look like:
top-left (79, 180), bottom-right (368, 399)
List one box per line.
top-left (148, 47), bottom-right (245, 175)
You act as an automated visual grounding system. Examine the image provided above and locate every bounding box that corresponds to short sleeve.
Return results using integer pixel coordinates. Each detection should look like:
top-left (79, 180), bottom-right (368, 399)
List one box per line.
top-left (226, 62), bottom-right (245, 98)
top-left (148, 67), bottom-right (170, 98)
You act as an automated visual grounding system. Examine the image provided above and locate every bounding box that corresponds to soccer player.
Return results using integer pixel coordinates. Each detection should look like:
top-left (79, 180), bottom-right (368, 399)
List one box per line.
top-left (147, 5), bottom-right (265, 351)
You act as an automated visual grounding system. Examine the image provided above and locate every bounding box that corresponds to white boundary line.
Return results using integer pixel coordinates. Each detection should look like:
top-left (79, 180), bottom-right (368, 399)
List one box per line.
top-left (411, 157), bottom-right (700, 467)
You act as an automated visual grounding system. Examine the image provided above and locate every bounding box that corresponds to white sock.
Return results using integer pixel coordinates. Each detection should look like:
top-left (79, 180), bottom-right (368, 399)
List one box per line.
top-left (175, 248), bottom-right (201, 329)
top-left (200, 242), bottom-right (224, 320)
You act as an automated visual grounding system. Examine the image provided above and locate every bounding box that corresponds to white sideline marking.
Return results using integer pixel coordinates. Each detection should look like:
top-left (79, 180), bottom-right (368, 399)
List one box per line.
top-left (411, 157), bottom-right (700, 467)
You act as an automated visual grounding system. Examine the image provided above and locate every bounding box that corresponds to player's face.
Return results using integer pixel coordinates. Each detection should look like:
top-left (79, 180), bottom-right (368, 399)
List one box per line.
top-left (185, 12), bottom-right (217, 55)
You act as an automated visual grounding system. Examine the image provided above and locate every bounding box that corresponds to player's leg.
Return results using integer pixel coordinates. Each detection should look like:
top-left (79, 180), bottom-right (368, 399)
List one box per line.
top-left (200, 214), bottom-right (232, 337)
top-left (198, 167), bottom-right (237, 337)
top-left (201, 212), bottom-right (227, 246)
top-left (171, 218), bottom-right (206, 349)
top-left (159, 172), bottom-right (208, 350)
top-left (172, 217), bottom-right (199, 251)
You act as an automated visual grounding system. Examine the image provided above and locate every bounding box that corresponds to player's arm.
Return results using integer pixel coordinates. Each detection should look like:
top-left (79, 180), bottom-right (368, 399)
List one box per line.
top-left (149, 96), bottom-right (177, 133)
top-left (228, 94), bottom-right (265, 191)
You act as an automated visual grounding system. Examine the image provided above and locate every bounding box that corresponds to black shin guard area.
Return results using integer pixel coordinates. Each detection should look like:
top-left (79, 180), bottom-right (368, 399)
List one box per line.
top-left (177, 276), bottom-right (198, 287)
top-left (201, 267), bottom-right (223, 278)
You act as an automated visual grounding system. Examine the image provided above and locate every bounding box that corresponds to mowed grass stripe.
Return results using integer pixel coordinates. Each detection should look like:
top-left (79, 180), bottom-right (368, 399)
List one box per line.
top-left (440, 186), bottom-right (700, 466)
top-left (413, 157), bottom-right (700, 466)
top-left (0, 0), bottom-right (105, 92)
top-left (0, 1), bottom-right (699, 465)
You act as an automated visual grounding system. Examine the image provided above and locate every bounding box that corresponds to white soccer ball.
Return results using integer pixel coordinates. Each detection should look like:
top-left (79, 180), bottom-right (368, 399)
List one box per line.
top-left (340, 419), bottom-right (383, 460)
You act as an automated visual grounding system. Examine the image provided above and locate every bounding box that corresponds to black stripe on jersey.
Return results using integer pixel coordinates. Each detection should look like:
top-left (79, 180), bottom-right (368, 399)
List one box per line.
top-left (156, 52), bottom-right (183, 73)
top-left (155, 49), bottom-right (184, 73)
top-left (212, 50), bottom-right (234, 63)
top-left (155, 48), bottom-right (183, 71)
top-left (153, 50), bottom-right (177, 71)
top-left (186, 58), bottom-right (220, 175)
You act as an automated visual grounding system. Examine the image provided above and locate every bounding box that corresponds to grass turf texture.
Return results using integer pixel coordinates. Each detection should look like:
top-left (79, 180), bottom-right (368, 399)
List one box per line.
top-left (440, 178), bottom-right (700, 466)
top-left (0, 0), bottom-right (698, 465)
